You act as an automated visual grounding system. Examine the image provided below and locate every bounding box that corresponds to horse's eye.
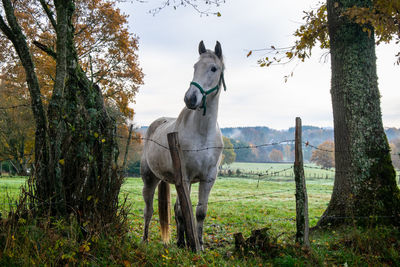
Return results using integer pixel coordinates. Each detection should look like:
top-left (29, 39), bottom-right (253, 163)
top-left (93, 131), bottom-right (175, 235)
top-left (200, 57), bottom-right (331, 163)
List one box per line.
top-left (211, 66), bottom-right (217, 72)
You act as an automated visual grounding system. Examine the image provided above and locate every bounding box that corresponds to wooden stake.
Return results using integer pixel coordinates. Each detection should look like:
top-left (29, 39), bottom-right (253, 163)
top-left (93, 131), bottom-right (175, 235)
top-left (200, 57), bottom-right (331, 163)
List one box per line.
top-left (167, 132), bottom-right (200, 252)
top-left (294, 117), bottom-right (310, 247)
top-left (122, 124), bottom-right (133, 173)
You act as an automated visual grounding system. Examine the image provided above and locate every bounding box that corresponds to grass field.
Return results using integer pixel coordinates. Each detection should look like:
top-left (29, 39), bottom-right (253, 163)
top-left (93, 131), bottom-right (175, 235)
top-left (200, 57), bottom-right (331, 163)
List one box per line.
top-left (1, 163), bottom-right (332, 229)
top-left (1, 163), bottom-right (399, 266)
top-left (222, 162), bottom-right (336, 180)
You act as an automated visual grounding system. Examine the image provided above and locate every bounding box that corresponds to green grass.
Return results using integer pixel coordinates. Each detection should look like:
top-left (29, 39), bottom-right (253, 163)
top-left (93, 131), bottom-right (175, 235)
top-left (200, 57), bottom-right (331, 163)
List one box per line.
top-left (1, 164), bottom-right (399, 266)
top-left (224, 162), bottom-right (336, 180)
top-left (121, 175), bottom-right (332, 250)
top-left (0, 176), bottom-right (26, 215)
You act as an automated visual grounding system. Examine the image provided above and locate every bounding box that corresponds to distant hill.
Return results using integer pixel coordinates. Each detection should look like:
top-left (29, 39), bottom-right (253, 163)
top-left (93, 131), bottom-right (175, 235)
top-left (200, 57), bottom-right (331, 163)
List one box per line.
top-left (221, 126), bottom-right (334, 146)
top-left (222, 126), bottom-right (400, 146)
top-left (221, 126), bottom-right (335, 162)
top-left (137, 126), bottom-right (400, 162)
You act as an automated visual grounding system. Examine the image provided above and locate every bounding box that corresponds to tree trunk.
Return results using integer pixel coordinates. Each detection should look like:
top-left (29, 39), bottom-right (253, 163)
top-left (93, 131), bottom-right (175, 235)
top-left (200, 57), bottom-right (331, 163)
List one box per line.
top-left (0, 0), bottom-right (124, 228)
top-left (0, 0), bottom-right (49, 190)
top-left (316, 0), bottom-right (400, 227)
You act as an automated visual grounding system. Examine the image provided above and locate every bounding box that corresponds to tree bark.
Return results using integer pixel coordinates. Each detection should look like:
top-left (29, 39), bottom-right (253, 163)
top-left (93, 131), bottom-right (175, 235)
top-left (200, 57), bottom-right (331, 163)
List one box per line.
top-left (0, 0), bottom-right (49, 189)
top-left (317, 0), bottom-right (400, 227)
top-left (0, 0), bottom-right (124, 227)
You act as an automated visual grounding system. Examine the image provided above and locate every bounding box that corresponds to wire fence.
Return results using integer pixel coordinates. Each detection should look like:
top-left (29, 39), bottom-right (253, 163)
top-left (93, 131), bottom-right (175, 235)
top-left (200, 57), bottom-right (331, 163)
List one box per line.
top-left (1, 135), bottom-right (400, 236)
top-left (116, 135), bottom-right (295, 152)
top-left (116, 133), bottom-right (400, 156)
top-left (114, 133), bottom-right (400, 231)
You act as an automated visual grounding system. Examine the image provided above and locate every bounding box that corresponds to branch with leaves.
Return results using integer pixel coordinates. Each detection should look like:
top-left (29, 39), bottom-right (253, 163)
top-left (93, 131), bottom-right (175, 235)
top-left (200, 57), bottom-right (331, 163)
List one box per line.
top-left (147, 0), bottom-right (225, 16)
top-left (249, 0), bottom-right (400, 75)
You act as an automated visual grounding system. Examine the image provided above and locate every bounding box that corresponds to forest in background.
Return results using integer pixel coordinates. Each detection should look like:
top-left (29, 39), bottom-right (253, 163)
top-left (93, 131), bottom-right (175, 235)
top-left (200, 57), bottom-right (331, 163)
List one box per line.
top-left (137, 126), bottom-right (400, 165)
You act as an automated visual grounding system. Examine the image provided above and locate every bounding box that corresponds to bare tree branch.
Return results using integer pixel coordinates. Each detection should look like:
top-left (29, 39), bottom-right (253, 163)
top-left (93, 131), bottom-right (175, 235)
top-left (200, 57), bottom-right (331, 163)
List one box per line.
top-left (33, 40), bottom-right (57, 59)
top-left (0, 13), bottom-right (14, 40)
top-left (39, 0), bottom-right (57, 30)
top-left (148, 0), bottom-right (225, 16)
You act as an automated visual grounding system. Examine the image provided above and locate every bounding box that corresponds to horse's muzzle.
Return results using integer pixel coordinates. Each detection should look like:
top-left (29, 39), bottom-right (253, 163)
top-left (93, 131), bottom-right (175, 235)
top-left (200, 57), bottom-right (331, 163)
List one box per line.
top-left (184, 93), bottom-right (198, 110)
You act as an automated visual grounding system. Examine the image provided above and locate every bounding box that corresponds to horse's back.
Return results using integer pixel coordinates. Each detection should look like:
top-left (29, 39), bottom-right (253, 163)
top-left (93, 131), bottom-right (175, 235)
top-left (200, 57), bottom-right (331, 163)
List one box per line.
top-left (145, 117), bottom-right (175, 139)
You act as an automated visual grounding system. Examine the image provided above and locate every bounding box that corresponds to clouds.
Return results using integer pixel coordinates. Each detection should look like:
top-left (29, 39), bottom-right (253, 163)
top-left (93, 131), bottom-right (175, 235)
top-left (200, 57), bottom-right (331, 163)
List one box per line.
top-left (121, 0), bottom-right (399, 129)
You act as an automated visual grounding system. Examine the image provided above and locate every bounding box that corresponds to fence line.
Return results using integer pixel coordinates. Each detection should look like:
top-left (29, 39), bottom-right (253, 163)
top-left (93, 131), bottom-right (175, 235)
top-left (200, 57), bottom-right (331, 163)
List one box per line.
top-left (116, 135), bottom-right (295, 152)
top-left (305, 140), bottom-right (400, 157)
top-left (116, 134), bottom-right (400, 159)
top-left (2, 132), bottom-right (399, 231)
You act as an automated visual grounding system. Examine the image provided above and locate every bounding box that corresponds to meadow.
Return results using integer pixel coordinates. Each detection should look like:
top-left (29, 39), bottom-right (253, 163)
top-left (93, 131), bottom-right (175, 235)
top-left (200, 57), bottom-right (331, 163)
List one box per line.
top-left (1, 163), bottom-right (399, 266)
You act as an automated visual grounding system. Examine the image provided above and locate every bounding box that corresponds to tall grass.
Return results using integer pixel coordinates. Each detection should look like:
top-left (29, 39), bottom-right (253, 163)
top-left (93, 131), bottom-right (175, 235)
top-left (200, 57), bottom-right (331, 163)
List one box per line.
top-left (1, 164), bottom-right (399, 266)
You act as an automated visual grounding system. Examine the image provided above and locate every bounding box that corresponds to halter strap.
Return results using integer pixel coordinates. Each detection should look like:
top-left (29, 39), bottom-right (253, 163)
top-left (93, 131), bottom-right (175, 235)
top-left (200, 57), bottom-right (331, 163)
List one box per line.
top-left (190, 72), bottom-right (226, 116)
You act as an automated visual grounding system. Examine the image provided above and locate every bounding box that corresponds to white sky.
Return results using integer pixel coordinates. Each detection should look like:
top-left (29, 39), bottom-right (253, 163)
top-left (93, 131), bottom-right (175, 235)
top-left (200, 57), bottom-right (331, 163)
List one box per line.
top-left (119, 0), bottom-right (400, 130)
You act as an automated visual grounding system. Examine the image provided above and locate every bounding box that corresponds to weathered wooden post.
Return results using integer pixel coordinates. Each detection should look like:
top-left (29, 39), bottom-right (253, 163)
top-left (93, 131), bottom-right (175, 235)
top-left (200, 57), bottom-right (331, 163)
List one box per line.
top-left (121, 124), bottom-right (134, 174)
top-left (167, 132), bottom-right (201, 252)
top-left (294, 117), bottom-right (310, 247)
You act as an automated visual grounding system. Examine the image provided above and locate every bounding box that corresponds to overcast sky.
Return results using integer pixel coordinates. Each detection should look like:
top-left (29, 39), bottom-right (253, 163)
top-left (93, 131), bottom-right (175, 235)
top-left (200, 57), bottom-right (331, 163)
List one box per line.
top-left (119, 0), bottom-right (400, 130)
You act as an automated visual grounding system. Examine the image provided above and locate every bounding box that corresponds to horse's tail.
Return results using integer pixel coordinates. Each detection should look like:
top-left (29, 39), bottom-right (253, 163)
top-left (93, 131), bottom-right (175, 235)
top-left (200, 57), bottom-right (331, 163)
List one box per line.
top-left (158, 180), bottom-right (171, 244)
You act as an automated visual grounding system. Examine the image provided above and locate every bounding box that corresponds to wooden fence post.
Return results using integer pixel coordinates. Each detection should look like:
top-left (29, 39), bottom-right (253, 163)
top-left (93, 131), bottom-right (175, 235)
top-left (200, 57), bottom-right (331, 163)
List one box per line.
top-left (167, 132), bottom-right (201, 252)
top-left (294, 117), bottom-right (310, 247)
top-left (121, 124), bottom-right (133, 174)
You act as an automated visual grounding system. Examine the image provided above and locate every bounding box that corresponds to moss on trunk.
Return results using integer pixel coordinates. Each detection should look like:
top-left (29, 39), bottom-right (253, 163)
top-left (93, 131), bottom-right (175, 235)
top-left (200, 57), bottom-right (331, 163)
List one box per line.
top-left (316, 0), bottom-right (400, 227)
top-left (1, 0), bottom-right (126, 229)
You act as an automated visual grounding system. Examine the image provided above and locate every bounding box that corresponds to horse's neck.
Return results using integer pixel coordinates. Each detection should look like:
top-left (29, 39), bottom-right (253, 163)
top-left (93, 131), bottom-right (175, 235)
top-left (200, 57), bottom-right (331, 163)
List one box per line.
top-left (177, 95), bottom-right (220, 140)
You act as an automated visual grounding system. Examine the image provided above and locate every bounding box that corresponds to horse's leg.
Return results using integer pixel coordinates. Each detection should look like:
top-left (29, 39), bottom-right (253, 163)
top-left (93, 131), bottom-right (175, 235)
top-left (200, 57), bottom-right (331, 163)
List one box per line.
top-left (141, 161), bottom-right (161, 242)
top-left (197, 176), bottom-right (216, 250)
top-left (174, 198), bottom-right (185, 248)
top-left (174, 183), bottom-right (192, 248)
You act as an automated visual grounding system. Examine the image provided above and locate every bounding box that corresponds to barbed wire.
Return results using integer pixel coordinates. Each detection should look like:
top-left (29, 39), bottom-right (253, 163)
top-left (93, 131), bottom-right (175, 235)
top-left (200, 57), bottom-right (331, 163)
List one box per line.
top-left (116, 135), bottom-right (295, 152)
top-left (304, 141), bottom-right (400, 157)
top-left (115, 134), bottom-right (400, 160)
top-left (183, 140), bottom-right (295, 152)
top-left (303, 141), bottom-right (333, 152)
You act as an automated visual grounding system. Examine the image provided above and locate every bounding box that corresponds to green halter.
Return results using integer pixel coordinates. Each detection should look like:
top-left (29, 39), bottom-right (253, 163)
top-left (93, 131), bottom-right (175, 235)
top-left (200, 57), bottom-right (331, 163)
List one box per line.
top-left (190, 72), bottom-right (226, 116)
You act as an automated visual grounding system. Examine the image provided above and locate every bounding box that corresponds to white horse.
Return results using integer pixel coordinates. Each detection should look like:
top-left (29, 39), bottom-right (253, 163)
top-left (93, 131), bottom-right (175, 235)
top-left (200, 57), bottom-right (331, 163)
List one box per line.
top-left (141, 41), bottom-right (226, 249)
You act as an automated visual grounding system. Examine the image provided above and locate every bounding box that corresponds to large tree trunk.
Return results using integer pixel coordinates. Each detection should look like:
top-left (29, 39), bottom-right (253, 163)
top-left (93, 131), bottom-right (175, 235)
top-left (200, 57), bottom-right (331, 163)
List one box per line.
top-left (316, 0), bottom-right (400, 227)
top-left (0, 0), bottom-right (49, 191)
top-left (0, 0), bottom-right (124, 228)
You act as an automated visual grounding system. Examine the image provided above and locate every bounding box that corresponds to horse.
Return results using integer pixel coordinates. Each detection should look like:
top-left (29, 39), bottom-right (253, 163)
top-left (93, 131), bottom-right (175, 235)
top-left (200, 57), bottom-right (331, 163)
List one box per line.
top-left (141, 40), bottom-right (226, 249)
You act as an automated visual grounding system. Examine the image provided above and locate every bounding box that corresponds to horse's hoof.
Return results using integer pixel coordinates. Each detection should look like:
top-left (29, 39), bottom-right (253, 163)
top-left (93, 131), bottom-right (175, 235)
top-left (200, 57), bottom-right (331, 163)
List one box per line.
top-left (177, 241), bottom-right (185, 248)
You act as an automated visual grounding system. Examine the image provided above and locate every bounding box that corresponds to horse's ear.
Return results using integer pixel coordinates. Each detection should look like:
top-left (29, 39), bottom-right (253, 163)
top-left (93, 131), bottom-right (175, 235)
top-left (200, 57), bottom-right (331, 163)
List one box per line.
top-left (214, 41), bottom-right (222, 59)
top-left (199, 40), bottom-right (206, 55)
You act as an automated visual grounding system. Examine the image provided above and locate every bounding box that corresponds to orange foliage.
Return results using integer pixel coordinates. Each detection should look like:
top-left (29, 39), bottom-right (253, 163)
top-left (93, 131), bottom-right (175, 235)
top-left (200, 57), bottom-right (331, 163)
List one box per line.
top-left (0, 0), bottom-right (143, 119)
top-left (310, 140), bottom-right (335, 169)
top-left (268, 149), bottom-right (283, 162)
top-left (0, 80), bottom-right (34, 174)
top-left (116, 123), bottom-right (143, 166)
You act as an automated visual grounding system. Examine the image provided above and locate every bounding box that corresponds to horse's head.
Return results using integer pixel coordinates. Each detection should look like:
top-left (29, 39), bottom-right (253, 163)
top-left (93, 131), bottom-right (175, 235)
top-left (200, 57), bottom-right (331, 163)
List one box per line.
top-left (184, 41), bottom-right (225, 113)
